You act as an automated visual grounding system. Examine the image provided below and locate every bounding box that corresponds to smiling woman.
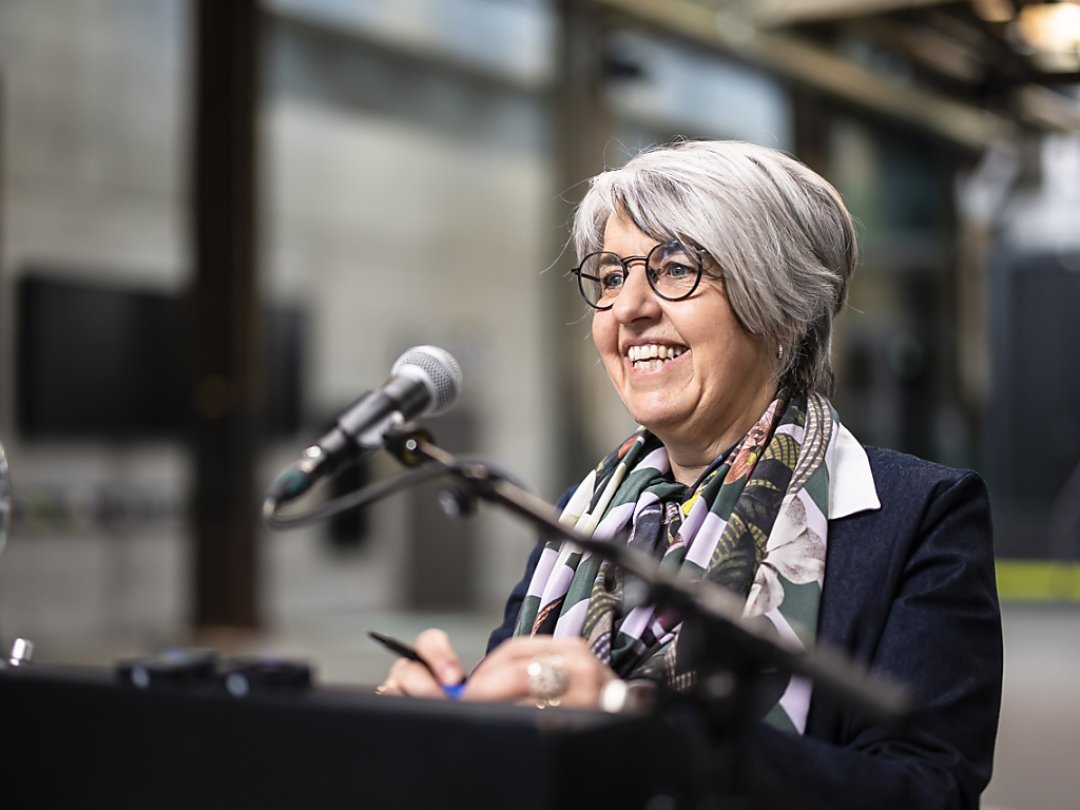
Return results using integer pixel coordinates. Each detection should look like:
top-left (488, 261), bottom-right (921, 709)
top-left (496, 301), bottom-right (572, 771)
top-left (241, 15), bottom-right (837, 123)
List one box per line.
top-left (590, 210), bottom-right (778, 484)
top-left (376, 140), bottom-right (1002, 810)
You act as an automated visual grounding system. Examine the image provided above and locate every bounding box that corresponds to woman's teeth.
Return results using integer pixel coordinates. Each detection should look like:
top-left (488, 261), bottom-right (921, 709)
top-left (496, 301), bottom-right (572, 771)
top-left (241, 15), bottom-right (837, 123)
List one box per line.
top-left (628, 344), bottom-right (686, 369)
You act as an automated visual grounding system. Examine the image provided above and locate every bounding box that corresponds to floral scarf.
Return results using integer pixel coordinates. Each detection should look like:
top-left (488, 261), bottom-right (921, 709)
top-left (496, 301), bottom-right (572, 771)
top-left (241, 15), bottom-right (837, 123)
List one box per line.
top-left (513, 392), bottom-right (837, 733)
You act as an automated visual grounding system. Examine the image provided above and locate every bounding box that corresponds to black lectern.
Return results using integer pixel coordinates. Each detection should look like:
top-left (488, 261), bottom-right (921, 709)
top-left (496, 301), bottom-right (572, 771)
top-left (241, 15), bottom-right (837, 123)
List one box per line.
top-left (0, 662), bottom-right (699, 809)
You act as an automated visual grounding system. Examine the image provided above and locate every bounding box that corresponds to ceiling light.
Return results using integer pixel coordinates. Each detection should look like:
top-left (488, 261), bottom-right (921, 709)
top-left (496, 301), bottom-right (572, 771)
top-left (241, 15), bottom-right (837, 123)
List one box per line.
top-left (1010, 2), bottom-right (1080, 71)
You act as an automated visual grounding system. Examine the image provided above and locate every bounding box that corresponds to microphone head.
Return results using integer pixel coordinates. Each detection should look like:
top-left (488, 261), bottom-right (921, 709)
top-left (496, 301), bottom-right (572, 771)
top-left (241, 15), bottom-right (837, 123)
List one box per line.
top-left (391, 345), bottom-right (463, 416)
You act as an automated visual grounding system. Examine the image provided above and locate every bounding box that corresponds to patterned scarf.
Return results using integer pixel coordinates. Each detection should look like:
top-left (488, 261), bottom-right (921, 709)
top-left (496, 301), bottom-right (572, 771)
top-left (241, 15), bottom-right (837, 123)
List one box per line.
top-left (513, 392), bottom-right (838, 733)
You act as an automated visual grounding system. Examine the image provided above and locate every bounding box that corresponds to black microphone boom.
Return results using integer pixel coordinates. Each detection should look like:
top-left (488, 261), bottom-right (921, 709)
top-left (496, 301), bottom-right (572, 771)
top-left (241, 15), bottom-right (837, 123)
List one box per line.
top-left (266, 345), bottom-right (462, 505)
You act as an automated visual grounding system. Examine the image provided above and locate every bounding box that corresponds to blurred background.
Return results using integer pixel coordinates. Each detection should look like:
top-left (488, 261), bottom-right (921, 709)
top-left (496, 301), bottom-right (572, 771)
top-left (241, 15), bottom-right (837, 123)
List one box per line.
top-left (0, 0), bottom-right (1078, 806)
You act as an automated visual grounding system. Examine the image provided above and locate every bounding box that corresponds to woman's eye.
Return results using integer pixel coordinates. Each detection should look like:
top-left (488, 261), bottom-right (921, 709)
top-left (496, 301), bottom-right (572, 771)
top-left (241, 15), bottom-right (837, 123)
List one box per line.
top-left (658, 262), bottom-right (692, 280)
top-left (600, 269), bottom-right (625, 289)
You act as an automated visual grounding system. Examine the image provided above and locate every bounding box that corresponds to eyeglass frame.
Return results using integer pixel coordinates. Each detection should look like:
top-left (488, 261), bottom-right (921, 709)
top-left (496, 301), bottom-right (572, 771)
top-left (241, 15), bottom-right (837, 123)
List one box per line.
top-left (569, 240), bottom-right (713, 311)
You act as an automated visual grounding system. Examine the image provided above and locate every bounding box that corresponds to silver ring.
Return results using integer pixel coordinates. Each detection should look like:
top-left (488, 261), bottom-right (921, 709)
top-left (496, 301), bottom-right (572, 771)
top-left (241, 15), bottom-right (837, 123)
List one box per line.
top-left (599, 678), bottom-right (656, 714)
top-left (526, 654), bottom-right (569, 708)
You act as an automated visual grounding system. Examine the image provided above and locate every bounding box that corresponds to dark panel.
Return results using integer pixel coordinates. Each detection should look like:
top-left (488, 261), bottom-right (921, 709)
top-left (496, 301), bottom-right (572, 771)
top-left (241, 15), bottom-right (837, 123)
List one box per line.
top-left (14, 273), bottom-right (305, 441)
top-left (989, 251), bottom-right (1080, 558)
top-left (16, 275), bottom-right (185, 439)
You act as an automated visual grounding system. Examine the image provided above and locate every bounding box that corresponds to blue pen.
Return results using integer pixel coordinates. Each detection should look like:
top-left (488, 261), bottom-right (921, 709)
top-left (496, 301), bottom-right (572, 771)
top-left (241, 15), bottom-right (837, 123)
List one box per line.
top-left (367, 630), bottom-right (466, 699)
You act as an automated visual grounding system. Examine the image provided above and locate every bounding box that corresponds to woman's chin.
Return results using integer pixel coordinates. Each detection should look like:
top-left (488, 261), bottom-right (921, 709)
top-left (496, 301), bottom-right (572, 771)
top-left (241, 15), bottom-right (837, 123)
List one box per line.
top-left (625, 404), bottom-right (685, 437)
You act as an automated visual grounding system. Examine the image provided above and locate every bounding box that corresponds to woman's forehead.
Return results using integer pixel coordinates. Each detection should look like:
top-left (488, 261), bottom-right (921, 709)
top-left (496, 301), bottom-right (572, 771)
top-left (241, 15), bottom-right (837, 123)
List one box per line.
top-left (601, 212), bottom-right (660, 250)
top-left (602, 208), bottom-right (683, 248)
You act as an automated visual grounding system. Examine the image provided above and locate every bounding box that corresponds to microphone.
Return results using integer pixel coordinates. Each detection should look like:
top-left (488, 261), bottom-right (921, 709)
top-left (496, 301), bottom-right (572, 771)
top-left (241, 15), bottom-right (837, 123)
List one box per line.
top-left (267, 345), bottom-right (463, 505)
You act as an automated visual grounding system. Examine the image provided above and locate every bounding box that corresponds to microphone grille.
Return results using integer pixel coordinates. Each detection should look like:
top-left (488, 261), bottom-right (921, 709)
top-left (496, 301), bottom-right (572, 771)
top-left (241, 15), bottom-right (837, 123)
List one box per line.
top-left (391, 345), bottom-right (463, 415)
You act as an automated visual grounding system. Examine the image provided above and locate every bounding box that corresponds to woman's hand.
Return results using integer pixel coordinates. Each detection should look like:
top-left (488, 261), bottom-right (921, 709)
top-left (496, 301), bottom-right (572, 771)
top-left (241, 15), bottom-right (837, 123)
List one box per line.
top-left (463, 636), bottom-right (615, 709)
top-left (376, 628), bottom-right (466, 699)
top-left (375, 631), bottom-right (616, 710)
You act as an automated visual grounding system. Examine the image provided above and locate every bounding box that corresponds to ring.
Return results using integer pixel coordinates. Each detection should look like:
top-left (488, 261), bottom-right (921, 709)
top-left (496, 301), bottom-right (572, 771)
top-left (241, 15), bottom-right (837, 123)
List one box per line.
top-left (599, 678), bottom-right (656, 714)
top-left (375, 680), bottom-right (398, 695)
top-left (526, 654), bottom-right (569, 709)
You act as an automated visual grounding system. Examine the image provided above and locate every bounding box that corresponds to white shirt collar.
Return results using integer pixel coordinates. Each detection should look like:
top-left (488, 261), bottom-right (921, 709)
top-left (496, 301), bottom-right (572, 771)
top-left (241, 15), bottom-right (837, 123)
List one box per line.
top-left (828, 423), bottom-right (881, 519)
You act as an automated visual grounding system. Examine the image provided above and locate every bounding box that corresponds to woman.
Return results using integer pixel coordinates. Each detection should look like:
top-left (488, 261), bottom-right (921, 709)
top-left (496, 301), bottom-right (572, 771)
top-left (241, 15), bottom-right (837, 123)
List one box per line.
top-left (378, 140), bottom-right (1002, 809)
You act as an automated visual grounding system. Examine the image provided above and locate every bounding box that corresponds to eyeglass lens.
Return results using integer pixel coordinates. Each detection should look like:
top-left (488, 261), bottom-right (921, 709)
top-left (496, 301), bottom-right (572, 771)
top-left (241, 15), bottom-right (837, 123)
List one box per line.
top-left (577, 241), bottom-right (702, 308)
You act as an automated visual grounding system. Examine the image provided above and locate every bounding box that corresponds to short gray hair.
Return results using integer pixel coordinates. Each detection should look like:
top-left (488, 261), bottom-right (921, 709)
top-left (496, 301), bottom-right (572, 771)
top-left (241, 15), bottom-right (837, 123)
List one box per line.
top-left (572, 140), bottom-right (858, 396)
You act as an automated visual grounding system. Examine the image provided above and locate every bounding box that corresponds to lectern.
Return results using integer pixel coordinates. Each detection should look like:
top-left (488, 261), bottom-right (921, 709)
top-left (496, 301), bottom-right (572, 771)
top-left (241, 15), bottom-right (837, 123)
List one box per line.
top-left (0, 662), bottom-right (701, 809)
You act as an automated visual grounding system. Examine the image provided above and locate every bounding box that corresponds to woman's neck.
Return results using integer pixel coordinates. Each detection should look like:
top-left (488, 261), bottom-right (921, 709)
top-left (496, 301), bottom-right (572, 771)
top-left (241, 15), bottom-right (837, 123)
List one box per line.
top-left (667, 446), bottom-right (728, 488)
top-left (661, 387), bottom-right (780, 487)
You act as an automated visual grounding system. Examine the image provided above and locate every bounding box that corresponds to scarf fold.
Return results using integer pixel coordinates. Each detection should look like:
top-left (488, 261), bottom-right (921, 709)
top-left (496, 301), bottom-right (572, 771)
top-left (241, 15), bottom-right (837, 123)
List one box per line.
top-left (513, 392), bottom-right (839, 733)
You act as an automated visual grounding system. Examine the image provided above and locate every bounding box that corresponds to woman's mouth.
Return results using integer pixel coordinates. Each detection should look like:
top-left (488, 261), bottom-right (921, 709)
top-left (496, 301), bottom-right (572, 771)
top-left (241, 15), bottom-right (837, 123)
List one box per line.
top-left (627, 343), bottom-right (688, 371)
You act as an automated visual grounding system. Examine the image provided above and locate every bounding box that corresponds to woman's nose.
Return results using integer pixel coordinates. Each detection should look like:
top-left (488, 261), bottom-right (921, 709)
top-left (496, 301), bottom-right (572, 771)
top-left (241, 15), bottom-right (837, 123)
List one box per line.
top-left (611, 266), bottom-right (661, 322)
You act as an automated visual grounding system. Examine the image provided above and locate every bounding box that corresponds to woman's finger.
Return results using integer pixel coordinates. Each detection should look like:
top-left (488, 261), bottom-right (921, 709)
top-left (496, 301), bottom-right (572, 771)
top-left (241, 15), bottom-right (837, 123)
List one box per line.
top-left (414, 627), bottom-right (466, 686)
top-left (383, 655), bottom-right (446, 699)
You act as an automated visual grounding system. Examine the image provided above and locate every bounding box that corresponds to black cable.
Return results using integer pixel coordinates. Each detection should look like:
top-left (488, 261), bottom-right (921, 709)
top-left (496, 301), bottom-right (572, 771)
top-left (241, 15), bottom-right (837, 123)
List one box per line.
top-left (262, 454), bottom-right (537, 530)
top-left (263, 462), bottom-right (451, 529)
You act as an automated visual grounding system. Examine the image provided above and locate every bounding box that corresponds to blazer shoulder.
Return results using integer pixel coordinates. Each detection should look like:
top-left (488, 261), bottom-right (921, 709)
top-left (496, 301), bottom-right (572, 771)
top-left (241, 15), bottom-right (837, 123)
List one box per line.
top-left (862, 445), bottom-right (985, 496)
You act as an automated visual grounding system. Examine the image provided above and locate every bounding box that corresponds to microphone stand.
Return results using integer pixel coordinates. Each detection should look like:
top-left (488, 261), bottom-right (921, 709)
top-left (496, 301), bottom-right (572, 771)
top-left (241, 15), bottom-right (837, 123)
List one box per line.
top-left (378, 426), bottom-right (912, 807)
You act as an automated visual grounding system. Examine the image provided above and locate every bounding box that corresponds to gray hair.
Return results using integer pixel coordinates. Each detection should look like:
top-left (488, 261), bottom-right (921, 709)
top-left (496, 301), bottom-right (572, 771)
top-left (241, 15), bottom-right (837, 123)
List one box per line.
top-left (572, 140), bottom-right (858, 396)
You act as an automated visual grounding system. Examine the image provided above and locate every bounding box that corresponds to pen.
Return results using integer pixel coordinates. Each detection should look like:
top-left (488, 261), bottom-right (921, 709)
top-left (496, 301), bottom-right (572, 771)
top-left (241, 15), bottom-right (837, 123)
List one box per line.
top-left (367, 630), bottom-right (466, 700)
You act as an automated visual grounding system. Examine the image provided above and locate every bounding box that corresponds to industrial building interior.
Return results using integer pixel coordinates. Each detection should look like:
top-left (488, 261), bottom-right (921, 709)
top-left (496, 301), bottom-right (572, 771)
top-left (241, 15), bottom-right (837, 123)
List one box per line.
top-left (1, 0), bottom-right (1079, 806)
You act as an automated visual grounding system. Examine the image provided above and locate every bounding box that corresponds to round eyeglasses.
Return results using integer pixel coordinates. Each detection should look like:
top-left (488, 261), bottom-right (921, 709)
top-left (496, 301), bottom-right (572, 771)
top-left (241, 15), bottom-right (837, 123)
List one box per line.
top-left (570, 241), bottom-right (709, 310)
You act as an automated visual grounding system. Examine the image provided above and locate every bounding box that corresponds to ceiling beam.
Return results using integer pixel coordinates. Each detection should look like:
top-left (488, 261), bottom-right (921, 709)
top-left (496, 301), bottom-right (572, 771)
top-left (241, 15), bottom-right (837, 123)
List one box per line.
top-left (593, 0), bottom-right (1028, 149)
top-left (752, 0), bottom-right (958, 26)
top-left (1015, 84), bottom-right (1080, 133)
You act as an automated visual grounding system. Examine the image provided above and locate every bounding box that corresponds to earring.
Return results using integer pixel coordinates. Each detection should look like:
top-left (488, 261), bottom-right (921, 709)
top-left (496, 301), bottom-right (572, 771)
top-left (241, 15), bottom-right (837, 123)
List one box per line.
top-left (777, 343), bottom-right (784, 360)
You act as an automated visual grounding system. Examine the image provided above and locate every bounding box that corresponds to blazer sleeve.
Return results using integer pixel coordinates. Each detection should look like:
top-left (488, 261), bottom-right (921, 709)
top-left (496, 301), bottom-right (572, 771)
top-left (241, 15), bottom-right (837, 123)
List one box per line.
top-left (486, 540), bottom-right (544, 653)
top-left (746, 466), bottom-right (1003, 810)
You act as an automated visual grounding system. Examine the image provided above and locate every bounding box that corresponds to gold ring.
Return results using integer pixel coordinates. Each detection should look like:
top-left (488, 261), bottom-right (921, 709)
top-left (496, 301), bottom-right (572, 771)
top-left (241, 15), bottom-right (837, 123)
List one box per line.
top-left (526, 654), bottom-right (569, 709)
top-left (375, 679), bottom-right (398, 695)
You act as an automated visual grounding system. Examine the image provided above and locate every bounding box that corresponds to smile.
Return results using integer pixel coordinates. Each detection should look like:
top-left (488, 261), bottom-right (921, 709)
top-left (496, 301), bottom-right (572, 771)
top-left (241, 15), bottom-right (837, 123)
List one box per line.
top-left (627, 343), bottom-right (687, 370)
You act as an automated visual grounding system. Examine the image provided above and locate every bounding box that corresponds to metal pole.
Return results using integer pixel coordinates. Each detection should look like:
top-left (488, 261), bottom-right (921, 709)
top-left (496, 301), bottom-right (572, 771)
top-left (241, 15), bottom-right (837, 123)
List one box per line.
top-left (189, 0), bottom-right (262, 629)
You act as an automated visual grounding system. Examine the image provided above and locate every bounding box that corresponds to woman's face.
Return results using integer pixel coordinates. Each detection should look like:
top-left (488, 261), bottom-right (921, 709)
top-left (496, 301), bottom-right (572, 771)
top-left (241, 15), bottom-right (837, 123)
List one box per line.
top-left (591, 212), bottom-right (777, 459)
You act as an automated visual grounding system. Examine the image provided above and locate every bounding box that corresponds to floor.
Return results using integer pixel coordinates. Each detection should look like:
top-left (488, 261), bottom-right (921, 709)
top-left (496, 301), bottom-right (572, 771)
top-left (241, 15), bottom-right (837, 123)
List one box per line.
top-left (984, 602), bottom-right (1080, 810)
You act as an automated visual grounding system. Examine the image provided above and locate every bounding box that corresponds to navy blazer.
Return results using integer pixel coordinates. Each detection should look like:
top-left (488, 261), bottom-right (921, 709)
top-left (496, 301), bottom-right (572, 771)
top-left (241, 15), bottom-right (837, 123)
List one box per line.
top-left (487, 446), bottom-right (1002, 810)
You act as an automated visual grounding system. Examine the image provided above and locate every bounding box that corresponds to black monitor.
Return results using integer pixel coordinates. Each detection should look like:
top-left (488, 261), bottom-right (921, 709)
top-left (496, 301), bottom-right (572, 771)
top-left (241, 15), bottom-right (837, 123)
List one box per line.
top-left (15, 272), bottom-right (305, 441)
